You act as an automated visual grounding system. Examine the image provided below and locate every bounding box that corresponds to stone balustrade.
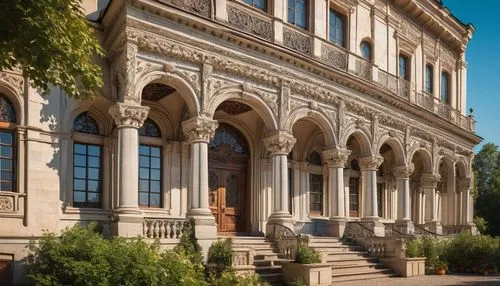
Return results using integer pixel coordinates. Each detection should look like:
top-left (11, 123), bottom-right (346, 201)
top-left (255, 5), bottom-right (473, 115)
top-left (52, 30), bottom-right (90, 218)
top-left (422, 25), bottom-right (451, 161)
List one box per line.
top-left (142, 218), bottom-right (187, 239)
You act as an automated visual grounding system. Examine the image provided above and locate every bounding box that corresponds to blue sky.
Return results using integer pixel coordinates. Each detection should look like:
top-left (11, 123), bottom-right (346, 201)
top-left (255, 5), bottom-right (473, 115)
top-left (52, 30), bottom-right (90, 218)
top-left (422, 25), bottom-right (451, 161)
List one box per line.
top-left (442, 0), bottom-right (500, 151)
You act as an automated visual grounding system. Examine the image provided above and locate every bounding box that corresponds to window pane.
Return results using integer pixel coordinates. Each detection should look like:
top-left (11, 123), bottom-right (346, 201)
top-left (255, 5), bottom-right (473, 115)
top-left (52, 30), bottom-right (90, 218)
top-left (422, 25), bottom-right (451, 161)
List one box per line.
top-left (151, 158), bottom-right (161, 169)
top-left (74, 179), bottom-right (86, 191)
top-left (151, 147), bottom-right (161, 158)
top-left (74, 154), bottom-right (86, 167)
top-left (0, 132), bottom-right (12, 145)
top-left (88, 168), bottom-right (99, 180)
top-left (139, 156), bottom-right (149, 167)
top-left (139, 193), bottom-right (149, 206)
top-left (88, 145), bottom-right (100, 156)
top-left (74, 144), bottom-right (87, 155)
top-left (361, 42), bottom-right (371, 60)
top-left (150, 181), bottom-right (161, 193)
top-left (0, 159), bottom-right (11, 170)
top-left (0, 182), bottom-right (11, 191)
top-left (87, 192), bottom-right (99, 203)
top-left (88, 156), bottom-right (100, 168)
top-left (74, 167), bottom-right (86, 179)
top-left (139, 168), bottom-right (150, 179)
top-left (150, 169), bottom-right (161, 181)
top-left (74, 191), bottom-right (86, 202)
top-left (150, 194), bottom-right (161, 208)
top-left (0, 146), bottom-right (12, 158)
top-left (139, 180), bottom-right (149, 193)
top-left (0, 171), bottom-right (11, 181)
top-left (88, 180), bottom-right (99, 192)
top-left (139, 145), bottom-right (150, 156)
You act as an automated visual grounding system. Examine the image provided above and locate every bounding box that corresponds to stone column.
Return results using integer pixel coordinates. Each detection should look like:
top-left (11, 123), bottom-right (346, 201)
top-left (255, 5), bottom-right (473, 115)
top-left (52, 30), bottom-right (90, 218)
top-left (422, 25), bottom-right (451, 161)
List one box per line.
top-left (182, 117), bottom-right (218, 253)
top-left (421, 173), bottom-right (442, 234)
top-left (323, 148), bottom-right (351, 236)
top-left (263, 131), bottom-right (296, 235)
top-left (108, 103), bottom-right (149, 236)
top-left (359, 154), bottom-right (385, 236)
top-left (458, 177), bottom-right (475, 231)
top-left (392, 164), bottom-right (414, 234)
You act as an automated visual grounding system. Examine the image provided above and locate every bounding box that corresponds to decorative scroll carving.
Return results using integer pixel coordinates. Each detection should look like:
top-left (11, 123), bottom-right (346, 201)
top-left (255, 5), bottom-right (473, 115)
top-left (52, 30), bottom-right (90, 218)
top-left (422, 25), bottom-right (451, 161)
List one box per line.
top-left (0, 197), bottom-right (13, 211)
top-left (108, 103), bottom-right (150, 128)
top-left (320, 43), bottom-right (348, 70)
top-left (420, 173), bottom-right (440, 188)
top-left (157, 0), bottom-right (210, 17)
top-left (359, 155), bottom-right (384, 171)
top-left (457, 178), bottom-right (471, 192)
top-left (182, 116), bottom-right (218, 144)
top-left (283, 27), bottom-right (312, 55)
top-left (263, 131), bottom-right (296, 156)
top-left (392, 163), bottom-right (414, 179)
top-left (227, 4), bottom-right (272, 40)
top-left (323, 148), bottom-right (351, 168)
top-left (0, 71), bottom-right (24, 96)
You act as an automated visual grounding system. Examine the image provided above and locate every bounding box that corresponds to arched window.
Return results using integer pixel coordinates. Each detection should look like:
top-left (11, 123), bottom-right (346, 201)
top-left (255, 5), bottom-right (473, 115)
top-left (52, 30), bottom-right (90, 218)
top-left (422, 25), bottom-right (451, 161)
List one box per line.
top-left (139, 118), bottom-right (162, 208)
top-left (308, 151), bottom-right (323, 215)
top-left (0, 95), bottom-right (17, 192)
top-left (441, 71), bottom-right (450, 103)
top-left (243, 0), bottom-right (267, 11)
top-left (329, 9), bottom-right (346, 47)
top-left (425, 64), bottom-right (434, 94)
top-left (288, 0), bottom-right (308, 30)
top-left (360, 41), bottom-right (372, 61)
top-left (72, 112), bottom-right (102, 208)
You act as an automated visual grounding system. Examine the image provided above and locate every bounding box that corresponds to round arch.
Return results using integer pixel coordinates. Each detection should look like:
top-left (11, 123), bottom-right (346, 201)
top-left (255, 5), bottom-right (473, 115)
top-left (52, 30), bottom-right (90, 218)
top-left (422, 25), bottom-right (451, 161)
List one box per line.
top-left (207, 87), bottom-right (278, 131)
top-left (0, 84), bottom-right (23, 125)
top-left (343, 129), bottom-right (372, 155)
top-left (286, 108), bottom-right (336, 146)
top-left (408, 148), bottom-right (433, 173)
top-left (455, 158), bottom-right (469, 178)
top-left (376, 135), bottom-right (406, 165)
top-left (142, 102), bottom-right (176, 140)
top-left (135, 70), bottom-right (200, 116)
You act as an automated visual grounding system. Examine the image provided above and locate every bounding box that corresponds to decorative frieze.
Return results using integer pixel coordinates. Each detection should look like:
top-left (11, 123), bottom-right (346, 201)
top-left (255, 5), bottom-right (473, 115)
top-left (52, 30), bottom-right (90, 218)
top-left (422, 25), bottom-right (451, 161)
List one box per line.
top-left (182, 116), bottom-right (218, 144)
top-left (227, 4), bottom-right (272, 41)
top-left (320, 43), bottom-right (348, 71)
top-left (263, 131), bottom-right (296, 156)
top-left (108, 103), bottom-right (150, 128)
top-left (157, 0), bottom-right (211, 18)
top-left (0, 70), bottom-right (24, 96)
top-left (283, 27), bottom-right (312, 55)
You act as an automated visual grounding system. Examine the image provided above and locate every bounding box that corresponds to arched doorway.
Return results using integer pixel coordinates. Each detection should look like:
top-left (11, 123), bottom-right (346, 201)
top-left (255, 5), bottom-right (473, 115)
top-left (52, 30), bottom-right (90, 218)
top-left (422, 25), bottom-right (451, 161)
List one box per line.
top-left (208, 123), bottom-right (249, 233)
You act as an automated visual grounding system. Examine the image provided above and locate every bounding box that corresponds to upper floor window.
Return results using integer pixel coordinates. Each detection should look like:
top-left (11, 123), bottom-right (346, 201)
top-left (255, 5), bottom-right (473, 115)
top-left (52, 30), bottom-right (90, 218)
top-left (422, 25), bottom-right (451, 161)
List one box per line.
top-left (243, 0), bottom-right (267, 11)
top-left (288, 0), bottom-right (308, 30)
top-left (399, 54), bottom-right (410, 80)
top-left (425, 64), bottom-right (434, 94)
top-left (441, 71), bottom-right (450, 103)
top-left (139, 118), bottom-right (162, 208)
top-left (329, 9), bottom-right (345, 47)
top-left (72, 112), bottom-right (102, 208)
top-left (360, 41), bottom-right (372, 61)
top-left (0, 95), bottom-right (16, 193)
top-left (308, 151), bottom-right (323, 215)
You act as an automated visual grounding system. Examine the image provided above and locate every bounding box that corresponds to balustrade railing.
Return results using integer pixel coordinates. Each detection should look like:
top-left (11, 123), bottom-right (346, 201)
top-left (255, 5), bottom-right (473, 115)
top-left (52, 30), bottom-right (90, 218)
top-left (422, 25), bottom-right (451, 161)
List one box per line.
top-left (143, 218), bottom-right (187, 239)
top-left (398, 78), bottom-right (412, 99)
top-left (352, 56), bottom-right (372, 80)
top-left (344, 222), bottom-right (405, 258)
top-left (442, 225), bottom-right (469, 236)
top-left (378, 69), bottom-right (398, 93)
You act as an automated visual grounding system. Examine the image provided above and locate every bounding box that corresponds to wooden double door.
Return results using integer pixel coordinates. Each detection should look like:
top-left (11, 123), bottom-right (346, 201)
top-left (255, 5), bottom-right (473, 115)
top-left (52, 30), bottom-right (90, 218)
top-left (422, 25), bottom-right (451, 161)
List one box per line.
top-left (208, 165), bottom-right (246, 233)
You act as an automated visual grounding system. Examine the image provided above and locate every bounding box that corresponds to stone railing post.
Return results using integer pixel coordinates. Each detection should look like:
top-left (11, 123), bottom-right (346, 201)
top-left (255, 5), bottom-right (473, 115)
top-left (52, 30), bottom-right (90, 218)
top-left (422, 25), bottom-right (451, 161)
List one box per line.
top-left (108, 103), bottom-right (150, 236)
top-left (421, 173), bottom-right (442, 234)
top-left (392, 163), bottom-right (414, 234)
top-left (182, 116), bottom-right (219, 255)
top-left (263, 131), bottom-right (296, 235)
top-left (359, 154), bottom-right (385, 236)
top-left (323, 148), bottom-right (351, 236)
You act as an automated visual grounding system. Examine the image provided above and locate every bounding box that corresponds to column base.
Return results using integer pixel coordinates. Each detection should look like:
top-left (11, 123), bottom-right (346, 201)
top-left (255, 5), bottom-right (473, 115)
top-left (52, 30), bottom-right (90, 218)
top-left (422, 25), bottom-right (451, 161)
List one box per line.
top-left (394, 220), bottom-right (415, 235)
top-left (111, 212), bottom-right (144, 237)
top-left (361, 217), bottom-right (385, 237)
top-left (187, 208), bottom-right (217, 260)
top-left (266, 212), bottom-right (295, 238)
top-left (326, 218), bottom-right (347, 237)
top-left (424, 221), bottom-right (442, 235)
top-left (461, 223), bottom-right (479, 235)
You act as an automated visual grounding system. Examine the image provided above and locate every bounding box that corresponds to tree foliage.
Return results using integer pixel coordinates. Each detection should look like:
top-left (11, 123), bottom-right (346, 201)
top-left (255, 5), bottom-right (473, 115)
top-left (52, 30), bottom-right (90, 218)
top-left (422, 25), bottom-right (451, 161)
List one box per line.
top-left (0, 0), bottom-right (104, 99)
top-left (473, 143), bottom-right (500, 236)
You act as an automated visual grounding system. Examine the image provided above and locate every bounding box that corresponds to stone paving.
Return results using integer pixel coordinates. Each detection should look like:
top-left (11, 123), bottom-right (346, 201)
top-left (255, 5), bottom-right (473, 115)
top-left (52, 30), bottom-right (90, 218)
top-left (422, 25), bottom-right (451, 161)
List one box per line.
top-left (334, 274), bottom-right (500, 286)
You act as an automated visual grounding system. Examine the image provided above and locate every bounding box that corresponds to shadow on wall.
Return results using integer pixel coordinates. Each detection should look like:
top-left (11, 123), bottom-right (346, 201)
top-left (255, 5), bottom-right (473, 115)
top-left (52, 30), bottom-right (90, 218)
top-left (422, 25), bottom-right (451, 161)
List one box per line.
top-left (38, 87), bottom-right (62, 177)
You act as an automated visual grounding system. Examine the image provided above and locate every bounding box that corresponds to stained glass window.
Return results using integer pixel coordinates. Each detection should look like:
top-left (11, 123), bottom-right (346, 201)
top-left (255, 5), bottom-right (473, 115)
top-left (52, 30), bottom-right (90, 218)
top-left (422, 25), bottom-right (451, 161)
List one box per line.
top-left (288, 0), bottom-right (308, 30)
top-left (360, 41), bottom-right (372, 60)
top-left (209, 124), bottom-right (248, 154)
top-left (139, 145), bottom-right (162, 208)
top-left (0, 95), bottom-right (16, 123)
top-left (139, 119), bottom-right (161, 138)
top-left (243, 0), bottom-right (267, 11)
top-left (73, 112), bottom-right (99, 135)
top-left (329, 9), bottom-right (345, 47)
top-left (73, 143), bottom-right (101, 208)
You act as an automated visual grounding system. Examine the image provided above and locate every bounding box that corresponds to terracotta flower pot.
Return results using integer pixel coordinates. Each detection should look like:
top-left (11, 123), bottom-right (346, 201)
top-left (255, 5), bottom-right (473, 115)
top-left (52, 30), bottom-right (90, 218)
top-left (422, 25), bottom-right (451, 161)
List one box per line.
top-left (435, 268), bottom-right (446, 275)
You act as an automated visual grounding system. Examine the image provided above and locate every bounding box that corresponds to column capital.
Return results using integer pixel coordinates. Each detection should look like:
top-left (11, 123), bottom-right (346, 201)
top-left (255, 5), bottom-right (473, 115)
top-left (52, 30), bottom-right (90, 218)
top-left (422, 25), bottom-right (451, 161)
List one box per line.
top-left (263, 131), bottom-right (296, 156)
top-left (358, 154), bottom-right (384, 171)
top-left (457, 177), bottom-right (471, 193)
top-left (420, 173), bottom-right (441, 188)
top-left (323, 148), bottom-right (351, 168)
top-left (109, 103), bottom-right (149, 128)
top-left (392, 163), bottom-right (414, 179)
top-left (182, 116), bottom-right (218, 144)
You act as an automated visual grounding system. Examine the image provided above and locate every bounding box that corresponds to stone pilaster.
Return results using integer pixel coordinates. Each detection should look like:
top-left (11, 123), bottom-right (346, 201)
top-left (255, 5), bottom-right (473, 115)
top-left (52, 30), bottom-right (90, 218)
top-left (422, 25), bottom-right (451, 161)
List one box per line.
top-left (359, 154), bottom-right (385, 236)
top-left (182, 116), bottom-right (218, 255)
top-left (392, 163), bottom-right (414, 234)
top-left (108, 103), bottom-right (149, 236)
top-left (421, 173), bottom-right (442, 234)
top-left (323, 148), bottom-right (351, 237)
top-left (263, 131), bottom-right (296, 235)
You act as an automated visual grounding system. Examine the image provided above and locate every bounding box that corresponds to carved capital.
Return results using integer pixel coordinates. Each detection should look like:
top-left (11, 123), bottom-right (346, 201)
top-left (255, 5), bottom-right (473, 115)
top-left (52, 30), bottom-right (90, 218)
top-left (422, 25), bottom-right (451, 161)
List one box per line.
top-left (108, 103), bottom-right (149, 128)
top-left (457, 178), bottom-right (471, 192)
top-left (263, 131), bottom-right (296, 156)
top-left (358, 154), bottom-right (384, 171)
top-left (323, 148), bottom-right (351, 168)
top-left (420, 173), bottom-right (441, 189)
top-left (182, 117), bottom-right (218, 144)
top-left (392, 163), bottom-right (414, 179)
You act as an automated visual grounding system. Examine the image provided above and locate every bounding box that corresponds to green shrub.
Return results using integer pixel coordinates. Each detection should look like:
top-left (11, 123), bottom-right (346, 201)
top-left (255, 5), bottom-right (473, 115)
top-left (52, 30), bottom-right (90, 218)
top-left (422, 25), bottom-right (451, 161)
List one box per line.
top-left (403, 236), bottom-right (447, 268)
top-left (174, 222), bottom-right (203, 265)
top-left (207, 239), bottom-right (233, 277)
top-left (294, 244), bottom-right (321, 264)
top-left (405, 238), bottom-right (423, 258)
top-left (209, 271), bottom-right (269, 286)
top-left (474, 217), bottom-right (488, 235)
top-left (159, 250), bottom-right (207, 286)
top-left (442, 233), bottom-right (500, 272)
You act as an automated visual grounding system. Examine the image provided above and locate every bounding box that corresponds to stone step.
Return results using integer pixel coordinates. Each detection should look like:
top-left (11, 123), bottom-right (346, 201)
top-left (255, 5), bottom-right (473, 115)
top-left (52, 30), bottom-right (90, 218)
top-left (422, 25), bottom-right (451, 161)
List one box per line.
top-left (254, 258), bottom-right (291, 267)
top-left (255, 265), bottom-right (282, 275)
top-left (258, 272), bottom-right (284, 284)
top-left (327, 257), bottom-right (379, 266)
top-left (325, 252), bottom-right (370, 260)
top-left (330, 269), bottom-right (397, 283)
top-left (310, 237), bottom-right (341, 243)
top-left (310, 245), bottom-right (364, 252)
top-left (330, 263), bottom-right (383, 275)
top-left (254, 253), bottom-right (280, 260)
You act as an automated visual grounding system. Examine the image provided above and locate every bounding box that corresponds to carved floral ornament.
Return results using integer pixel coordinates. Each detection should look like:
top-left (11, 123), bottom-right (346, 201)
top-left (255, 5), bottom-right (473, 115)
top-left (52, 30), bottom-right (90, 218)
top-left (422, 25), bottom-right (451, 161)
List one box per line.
top-left (182, 116), bottom-right (218, 144)
top-left (358, 154), bottom-right (384, 171)
top-left (457, 178), bottom-right (472, 192)
top-left (263, 131), bottom-right (296, 156)
top-left (323, 148), bottom-right (351, 168)
top-left (392, 163), bottom-right (415, 179)
top-left (0, 197), bottom-right (13, 212)
top-left (108, 103), bottom-right (150, 128)
top-left (420, 173), bottom-right (441, 189)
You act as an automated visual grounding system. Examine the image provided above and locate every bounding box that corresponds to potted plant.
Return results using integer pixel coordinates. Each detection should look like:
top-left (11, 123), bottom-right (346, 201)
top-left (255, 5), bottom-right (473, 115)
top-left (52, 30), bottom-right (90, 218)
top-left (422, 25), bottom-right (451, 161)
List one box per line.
top-left (282, 243), bottom-right (331, 286)
top-left (435, 261), bottom-right (447, 275)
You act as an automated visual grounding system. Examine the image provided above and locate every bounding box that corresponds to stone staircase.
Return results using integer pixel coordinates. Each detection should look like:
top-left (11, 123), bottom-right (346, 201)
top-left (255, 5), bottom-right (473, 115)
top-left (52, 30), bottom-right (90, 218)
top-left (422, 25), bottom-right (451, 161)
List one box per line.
top-left (229, 236), bottom-right (290, 285)
top-left (308, 236), bottom-right (397, 283)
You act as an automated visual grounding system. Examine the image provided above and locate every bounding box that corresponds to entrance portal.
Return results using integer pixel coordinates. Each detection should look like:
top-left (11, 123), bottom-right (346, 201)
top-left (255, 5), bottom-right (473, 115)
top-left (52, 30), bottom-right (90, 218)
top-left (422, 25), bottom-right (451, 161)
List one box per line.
top-left (208, 123), bottom-right (249, 233)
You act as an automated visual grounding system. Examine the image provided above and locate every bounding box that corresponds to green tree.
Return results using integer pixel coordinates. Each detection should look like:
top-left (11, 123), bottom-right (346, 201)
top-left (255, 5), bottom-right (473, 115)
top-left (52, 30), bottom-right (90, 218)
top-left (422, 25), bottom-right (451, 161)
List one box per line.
top-left (0, 0), bottom-right (104, 99)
